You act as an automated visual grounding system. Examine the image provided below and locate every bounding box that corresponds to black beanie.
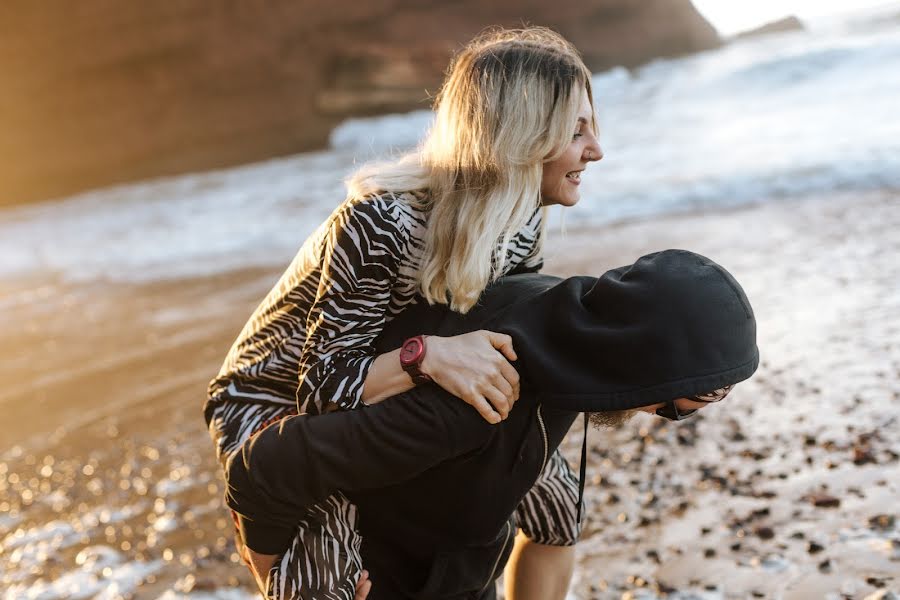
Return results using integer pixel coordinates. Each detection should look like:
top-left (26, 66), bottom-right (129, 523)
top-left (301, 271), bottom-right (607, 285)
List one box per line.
top-left (493, 249), bottom-right (759, 411)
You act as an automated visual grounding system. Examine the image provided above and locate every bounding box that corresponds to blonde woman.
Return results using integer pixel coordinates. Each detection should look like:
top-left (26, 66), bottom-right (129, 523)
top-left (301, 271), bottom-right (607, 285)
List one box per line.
top-left (205, 26), bottom-right (603, 600)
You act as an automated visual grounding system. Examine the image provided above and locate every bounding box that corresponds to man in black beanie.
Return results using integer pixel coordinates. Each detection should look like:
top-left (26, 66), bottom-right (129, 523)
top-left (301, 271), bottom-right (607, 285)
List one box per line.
top-left (226, 249), bottom-right (759, 600)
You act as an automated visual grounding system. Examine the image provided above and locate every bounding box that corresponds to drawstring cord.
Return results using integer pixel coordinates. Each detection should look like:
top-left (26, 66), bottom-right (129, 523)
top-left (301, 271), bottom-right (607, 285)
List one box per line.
top-left (577, 412), bottom-right (588, 524)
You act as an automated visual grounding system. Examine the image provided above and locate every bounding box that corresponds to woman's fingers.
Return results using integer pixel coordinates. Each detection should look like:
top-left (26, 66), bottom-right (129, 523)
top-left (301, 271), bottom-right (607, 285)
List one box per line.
top-left (481, 384), bottom-right (512, 419)
top-left (355, 569), bottom-right (372, 600)
top-left (427, 330), bottom-right (523, 424)
top-left (497, 359), bottom-right (520, 399)
top-left (355, 580), bottom-right (372, 600)
top-left (466, 391), bottom-right (502, 424)
top-left (482, 368), bottom-right (515, 400)
top-left (485, 330), bottom-right (517, 362)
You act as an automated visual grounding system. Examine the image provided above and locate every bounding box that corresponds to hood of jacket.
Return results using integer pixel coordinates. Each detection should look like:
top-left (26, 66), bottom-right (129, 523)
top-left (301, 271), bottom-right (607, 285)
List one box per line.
top-left (489, 249), bottom-right (759, 411)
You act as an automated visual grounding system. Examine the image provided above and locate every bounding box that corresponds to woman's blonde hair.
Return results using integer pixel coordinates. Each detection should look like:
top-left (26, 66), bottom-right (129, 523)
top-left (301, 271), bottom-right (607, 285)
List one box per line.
top-left (346, 27), bottom-right (595, 312)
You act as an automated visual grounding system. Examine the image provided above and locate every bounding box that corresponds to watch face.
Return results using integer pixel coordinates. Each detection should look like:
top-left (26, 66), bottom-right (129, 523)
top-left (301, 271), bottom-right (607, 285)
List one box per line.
top-left (400, 338), bottom-right (423, 363)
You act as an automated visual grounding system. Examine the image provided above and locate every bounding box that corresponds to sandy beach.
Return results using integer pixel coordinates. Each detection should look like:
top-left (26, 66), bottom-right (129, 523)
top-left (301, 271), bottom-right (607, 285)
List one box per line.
top-left (2, 190), bottom-right (898, 598)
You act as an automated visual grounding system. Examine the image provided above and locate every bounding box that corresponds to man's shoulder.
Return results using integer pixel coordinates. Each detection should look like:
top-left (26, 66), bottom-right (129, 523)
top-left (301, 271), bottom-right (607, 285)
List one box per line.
top-left (473, 273), bottom-right (562, 316)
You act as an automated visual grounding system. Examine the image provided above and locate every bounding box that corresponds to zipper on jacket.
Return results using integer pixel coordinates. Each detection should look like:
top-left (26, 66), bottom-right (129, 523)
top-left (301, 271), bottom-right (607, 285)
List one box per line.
top-left (479, 520), bottom-right (513, 594)
top-left (537, 404), bottom-right (549, 471)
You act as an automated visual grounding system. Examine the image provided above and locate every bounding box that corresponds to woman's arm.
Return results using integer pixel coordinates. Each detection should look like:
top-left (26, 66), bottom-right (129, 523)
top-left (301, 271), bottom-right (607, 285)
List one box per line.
top-left (361, 331), bottom-right (520, 423)
top-left (299, 196), bottom-right (520, 421)
top-left (296, 197), bottom-right (407, 414)
top-left (359, 346), bottom-right (414, 405)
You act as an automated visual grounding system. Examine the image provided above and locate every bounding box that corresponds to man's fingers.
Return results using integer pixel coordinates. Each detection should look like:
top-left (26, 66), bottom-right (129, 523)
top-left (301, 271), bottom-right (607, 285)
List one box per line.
top-left (485, 331), bottom-right (517, 362)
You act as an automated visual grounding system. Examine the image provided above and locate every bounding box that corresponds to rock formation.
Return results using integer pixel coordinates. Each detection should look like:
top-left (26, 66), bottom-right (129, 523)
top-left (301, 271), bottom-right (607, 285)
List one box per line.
top-left (733, 16), bottom-right (805, 40)
top-left (0, 0), bottom-right (719, 206)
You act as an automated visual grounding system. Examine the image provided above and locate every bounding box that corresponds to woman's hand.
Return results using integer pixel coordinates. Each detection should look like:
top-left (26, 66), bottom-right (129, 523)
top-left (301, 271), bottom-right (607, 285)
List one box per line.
top-left (355, 569), bottom-right (372, 599)
top-left (421, 330), bottom-right (520, 424)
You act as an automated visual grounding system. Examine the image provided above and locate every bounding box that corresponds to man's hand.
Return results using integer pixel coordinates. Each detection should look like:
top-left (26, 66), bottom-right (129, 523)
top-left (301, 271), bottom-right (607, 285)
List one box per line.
top-left (241, 545), bottom-right (278, 594)
top-left (240, 544), bottom-right (372, 599)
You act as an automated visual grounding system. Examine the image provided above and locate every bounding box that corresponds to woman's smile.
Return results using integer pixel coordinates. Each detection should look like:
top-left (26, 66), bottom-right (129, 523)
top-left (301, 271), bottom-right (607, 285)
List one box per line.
top-left (540, 89), bottom-right (603, 207)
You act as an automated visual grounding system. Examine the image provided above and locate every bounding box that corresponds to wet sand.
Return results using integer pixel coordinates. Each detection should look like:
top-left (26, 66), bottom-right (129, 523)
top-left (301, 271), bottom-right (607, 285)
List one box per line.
top-left (1, 190), bottom-right (898, 598)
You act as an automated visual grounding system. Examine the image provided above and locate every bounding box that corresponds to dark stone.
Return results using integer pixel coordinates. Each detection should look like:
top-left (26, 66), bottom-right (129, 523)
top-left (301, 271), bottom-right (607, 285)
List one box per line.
top-left (637, 515), bottom-right (657, 527)
top-left (655, 580), bottom-right (677, 594)
top-left (729, 430), bottom-right (747, 442)
top-left (677, 431), bottom-right (697, 446)
top-left (807, 541), bottom-right (825, 554)
top-left (853, 445), bottom-right (877, 465)
top-left (869, 514), bottom-right (895, 530)
top-left (806, 493), bottom-right (841, 508)
top-left (847, 487), bottom-right (866, 498)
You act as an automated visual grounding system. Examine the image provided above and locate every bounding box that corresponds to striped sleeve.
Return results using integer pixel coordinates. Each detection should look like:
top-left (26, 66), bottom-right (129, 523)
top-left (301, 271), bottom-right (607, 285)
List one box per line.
top-left (296, 197), bottom-right (406, 414)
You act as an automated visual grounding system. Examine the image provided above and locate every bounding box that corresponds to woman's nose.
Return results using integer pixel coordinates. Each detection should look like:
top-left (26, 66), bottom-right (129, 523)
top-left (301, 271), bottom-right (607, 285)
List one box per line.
top-left (585, 144), bottom-right (603, 162)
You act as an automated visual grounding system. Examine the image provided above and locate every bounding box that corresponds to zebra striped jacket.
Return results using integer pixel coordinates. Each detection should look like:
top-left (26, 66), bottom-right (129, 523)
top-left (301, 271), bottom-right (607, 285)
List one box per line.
top-left (204, 191), bottom-right (544, 462)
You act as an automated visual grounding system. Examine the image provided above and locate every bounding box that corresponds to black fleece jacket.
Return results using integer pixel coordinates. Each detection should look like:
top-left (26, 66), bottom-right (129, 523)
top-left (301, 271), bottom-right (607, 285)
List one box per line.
top-left (225, 250), bottom-right (759, 599)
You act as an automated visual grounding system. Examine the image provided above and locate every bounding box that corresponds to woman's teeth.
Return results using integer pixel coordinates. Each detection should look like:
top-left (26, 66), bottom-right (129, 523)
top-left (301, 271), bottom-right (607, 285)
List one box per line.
top-left (566, 171), bottom-right (581, 181)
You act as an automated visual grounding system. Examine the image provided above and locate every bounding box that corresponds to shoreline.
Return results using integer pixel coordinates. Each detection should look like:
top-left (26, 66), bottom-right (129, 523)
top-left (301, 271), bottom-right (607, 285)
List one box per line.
top-left (2, 189), bottom-right (898, 598)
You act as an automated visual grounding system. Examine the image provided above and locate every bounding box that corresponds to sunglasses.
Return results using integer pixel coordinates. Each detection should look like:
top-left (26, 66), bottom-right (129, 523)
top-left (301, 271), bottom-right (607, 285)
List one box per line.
top-left (655, 384), bottom-right (734, 421)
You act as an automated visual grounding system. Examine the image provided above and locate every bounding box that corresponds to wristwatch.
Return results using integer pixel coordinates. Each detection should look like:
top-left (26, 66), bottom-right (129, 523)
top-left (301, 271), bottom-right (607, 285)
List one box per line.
top-left (400, 335), bottom-right (432, 385)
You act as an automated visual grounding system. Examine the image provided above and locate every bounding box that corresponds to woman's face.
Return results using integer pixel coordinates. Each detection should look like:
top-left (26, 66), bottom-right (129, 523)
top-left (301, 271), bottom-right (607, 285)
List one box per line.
top-left (540, 89), bottom-right (603, 207)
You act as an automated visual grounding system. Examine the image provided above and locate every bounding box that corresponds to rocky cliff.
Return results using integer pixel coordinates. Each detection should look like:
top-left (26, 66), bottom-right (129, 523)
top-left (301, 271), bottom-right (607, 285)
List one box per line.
top-left (0, 1), bottom-right (719, 206)
top-left (733, 16), bottom-right (805, 39)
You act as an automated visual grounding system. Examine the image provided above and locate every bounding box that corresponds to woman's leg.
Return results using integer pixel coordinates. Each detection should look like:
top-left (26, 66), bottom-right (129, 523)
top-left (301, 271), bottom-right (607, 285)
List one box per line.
top-left (503, 531), bottom-right (575, 600)
top-left (507, 450), bottom-right (581, 600)
top-left (207, 399), bottom-right (364, 599)
top-left (265, 492), bottom-right (364, 600)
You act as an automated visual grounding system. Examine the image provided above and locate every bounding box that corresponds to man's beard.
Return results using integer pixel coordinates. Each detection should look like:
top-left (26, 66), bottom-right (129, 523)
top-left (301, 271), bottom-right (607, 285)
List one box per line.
top-left (588, 409), bottom-right (637, 429)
